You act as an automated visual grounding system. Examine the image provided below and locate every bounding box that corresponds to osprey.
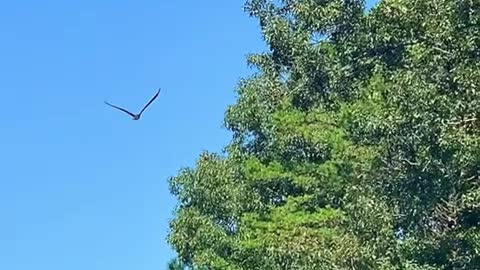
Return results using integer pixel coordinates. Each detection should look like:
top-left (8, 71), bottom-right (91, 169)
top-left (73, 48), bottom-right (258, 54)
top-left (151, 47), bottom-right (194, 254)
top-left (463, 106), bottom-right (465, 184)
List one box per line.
top-left (105, 89), bottom-right (160, 120)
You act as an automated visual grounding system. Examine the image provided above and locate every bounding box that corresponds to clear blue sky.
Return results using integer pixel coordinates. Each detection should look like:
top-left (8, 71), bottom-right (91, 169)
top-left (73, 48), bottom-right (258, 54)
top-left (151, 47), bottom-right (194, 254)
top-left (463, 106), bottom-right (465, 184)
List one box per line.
top-left (0, 1), bottom-right (377, 269)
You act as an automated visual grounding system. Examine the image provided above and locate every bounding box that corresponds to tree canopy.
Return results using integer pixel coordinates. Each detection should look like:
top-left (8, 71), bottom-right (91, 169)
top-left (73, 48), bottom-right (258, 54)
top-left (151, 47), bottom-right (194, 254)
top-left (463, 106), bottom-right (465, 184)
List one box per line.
top-left (167, 0), bottom-right (479, 269)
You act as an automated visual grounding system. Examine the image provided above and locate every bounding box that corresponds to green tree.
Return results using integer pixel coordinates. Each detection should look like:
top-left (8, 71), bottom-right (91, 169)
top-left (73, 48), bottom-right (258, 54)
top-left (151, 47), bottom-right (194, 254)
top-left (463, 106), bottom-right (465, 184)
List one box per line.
top-left (167, 258), bottom-right (188, 270)
top-left (166, 257), bottom-right (208, 270)
top-left (167, 0), bottom-right (479, 269)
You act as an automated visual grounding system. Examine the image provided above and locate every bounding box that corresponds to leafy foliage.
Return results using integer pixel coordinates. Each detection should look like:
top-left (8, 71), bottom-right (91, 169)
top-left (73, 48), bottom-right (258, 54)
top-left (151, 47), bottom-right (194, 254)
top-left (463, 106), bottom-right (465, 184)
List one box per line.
top-left (167, 0), bottom-right (480, 269)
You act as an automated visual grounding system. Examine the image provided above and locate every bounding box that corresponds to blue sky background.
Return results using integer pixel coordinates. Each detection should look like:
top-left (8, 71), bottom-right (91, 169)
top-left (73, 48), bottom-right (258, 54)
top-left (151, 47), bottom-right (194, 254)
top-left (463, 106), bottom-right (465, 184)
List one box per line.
top-left (0, 1), bottom-right (377, 269)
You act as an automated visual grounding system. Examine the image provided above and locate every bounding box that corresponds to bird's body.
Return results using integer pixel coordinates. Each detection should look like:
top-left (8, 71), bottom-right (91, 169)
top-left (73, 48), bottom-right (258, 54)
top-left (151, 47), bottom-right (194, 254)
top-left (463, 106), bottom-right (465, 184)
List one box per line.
top-left (105, 88), bottom-right (160, 120)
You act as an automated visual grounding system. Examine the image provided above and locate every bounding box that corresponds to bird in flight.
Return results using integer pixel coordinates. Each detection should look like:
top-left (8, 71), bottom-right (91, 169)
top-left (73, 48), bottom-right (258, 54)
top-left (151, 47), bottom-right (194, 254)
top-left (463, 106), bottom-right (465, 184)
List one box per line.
top-left (105, 88), bottom-right (161, 120)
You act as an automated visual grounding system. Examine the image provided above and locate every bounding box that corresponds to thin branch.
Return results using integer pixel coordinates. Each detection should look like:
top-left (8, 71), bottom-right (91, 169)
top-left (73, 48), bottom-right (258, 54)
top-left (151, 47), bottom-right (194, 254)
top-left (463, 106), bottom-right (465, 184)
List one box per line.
top-left (448, 117), bottom-right (477, 126)
top-left (431, 45), bottom-right (454, 56)
top-left (401, 158), bottom-right (420, 166)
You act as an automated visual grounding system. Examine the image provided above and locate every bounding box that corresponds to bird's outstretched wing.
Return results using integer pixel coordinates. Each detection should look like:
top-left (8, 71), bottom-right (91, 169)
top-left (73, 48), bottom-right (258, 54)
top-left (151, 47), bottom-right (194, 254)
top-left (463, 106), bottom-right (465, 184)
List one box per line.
top-left (104, 101), bottom-right (137, 118)
top-left (138, 88), bottom-right (161, 116)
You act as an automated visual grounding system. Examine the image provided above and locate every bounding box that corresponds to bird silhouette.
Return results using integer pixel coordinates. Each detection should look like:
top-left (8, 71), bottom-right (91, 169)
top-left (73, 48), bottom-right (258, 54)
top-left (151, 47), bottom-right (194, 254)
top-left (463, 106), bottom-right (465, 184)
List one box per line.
top-left (105, 88), bottom-right (161, 120)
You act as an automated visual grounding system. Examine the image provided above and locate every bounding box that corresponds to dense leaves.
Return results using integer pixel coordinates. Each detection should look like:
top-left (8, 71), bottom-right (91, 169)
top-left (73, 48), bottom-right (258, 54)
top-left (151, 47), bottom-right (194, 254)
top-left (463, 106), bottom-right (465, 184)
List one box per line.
top-left (167, 0), bottom-right (479, 269)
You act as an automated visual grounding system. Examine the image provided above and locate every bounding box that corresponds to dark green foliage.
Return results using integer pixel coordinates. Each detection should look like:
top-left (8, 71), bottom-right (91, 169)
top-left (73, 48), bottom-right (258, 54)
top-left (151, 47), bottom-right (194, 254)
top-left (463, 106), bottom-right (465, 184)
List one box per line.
top-left (167, 0), bottom-right (479, 269)
top-left (167, 258), bottom-right (188, 270)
